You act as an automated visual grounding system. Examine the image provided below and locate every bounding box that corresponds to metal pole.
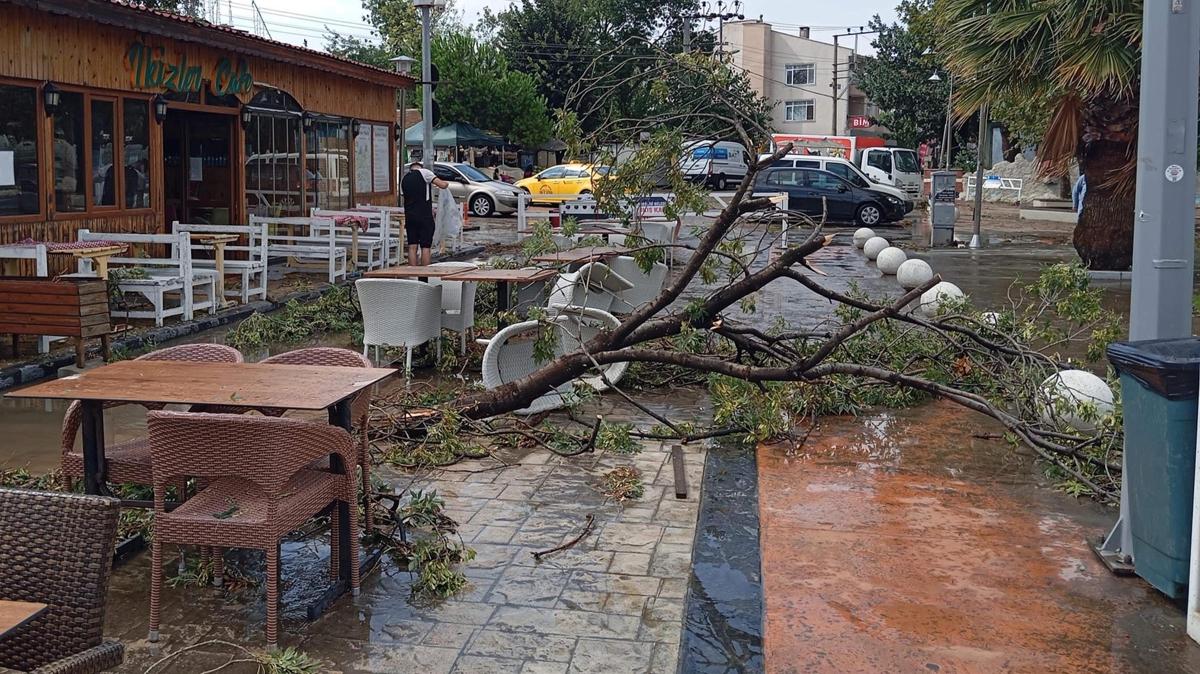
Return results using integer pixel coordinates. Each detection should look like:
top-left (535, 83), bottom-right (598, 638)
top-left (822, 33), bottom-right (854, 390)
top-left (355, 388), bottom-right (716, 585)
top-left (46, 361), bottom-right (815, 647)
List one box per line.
top-left (831, 34), bottom-right (839, 135)
top-left (398, 86), bottom-right (407, 206)
top-left (943, 75), bottom-right (953, 169)
top-left (1095, 0), bottom-right (1200, 581)
top-left (969, 103), bottom-right (988, 248)
top-left (683, 18), bottom-right (691, 51)
top-left (420, 3), bottom-right (434, 168)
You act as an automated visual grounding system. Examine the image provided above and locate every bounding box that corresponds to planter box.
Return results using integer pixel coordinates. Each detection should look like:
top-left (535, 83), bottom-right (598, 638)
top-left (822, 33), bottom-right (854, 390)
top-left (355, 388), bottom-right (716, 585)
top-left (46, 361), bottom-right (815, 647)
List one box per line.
top-left (0, 277), bottom-right (111, 367)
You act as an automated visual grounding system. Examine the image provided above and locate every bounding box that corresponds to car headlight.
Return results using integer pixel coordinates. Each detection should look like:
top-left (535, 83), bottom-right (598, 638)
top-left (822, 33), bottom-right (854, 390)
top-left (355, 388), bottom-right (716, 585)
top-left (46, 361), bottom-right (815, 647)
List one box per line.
top-left (885, 196), bottom-right (902, 205)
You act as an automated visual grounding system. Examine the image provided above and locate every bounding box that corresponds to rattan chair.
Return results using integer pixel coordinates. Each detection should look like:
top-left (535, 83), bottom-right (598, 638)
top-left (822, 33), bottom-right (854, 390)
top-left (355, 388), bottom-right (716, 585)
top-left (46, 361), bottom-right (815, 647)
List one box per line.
top-left (0, 488), bottom-right (123, 673)
top-left (355, 278), bottom-right (442, 375)
top-left (146, 411), bottom-right (361, 650)
top-left (429, 262), bottom-right (478, 355)
top-left (606, 256), bottom-right (669, 315)
top-left (59, 343), bottom-right (244, 492)
top-left (545, 262), bottom-right (633, 313)
top-left (258, 348), bottom-right (375, 535)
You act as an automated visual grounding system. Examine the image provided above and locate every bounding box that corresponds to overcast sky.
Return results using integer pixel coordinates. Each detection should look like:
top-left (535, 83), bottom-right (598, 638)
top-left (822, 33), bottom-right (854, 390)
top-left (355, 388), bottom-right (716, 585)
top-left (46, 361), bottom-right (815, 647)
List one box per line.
top-left (241, 0), bottom-right (901, 53)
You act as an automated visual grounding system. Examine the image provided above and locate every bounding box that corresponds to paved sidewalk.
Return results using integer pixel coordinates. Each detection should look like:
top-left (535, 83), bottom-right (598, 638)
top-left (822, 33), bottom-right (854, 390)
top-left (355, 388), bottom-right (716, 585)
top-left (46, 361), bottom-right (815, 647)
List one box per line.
top-left (758, 400), bottom-right (1200, 673)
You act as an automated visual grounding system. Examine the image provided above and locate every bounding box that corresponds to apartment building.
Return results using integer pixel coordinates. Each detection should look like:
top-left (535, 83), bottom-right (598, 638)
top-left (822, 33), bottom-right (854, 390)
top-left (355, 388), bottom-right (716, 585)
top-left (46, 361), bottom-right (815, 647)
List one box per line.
top-left (723, 20), bottom-right (875, 136)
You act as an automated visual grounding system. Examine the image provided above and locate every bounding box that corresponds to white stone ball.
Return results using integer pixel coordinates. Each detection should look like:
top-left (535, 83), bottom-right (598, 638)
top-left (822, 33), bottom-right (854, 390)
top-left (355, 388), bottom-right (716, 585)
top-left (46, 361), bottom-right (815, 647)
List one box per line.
top-left (918, 281), bottom-right (964, 317)
top-left (896, 259), bottom-right (934, 289)
top-left (876, 247), bottom-right (907, 275)
top-left (1040, 370), bottom-right (1115, 432)
top-left (863, 236), bottom-right (889, 260)
top-left (853, 227), bottom-right (875, 249)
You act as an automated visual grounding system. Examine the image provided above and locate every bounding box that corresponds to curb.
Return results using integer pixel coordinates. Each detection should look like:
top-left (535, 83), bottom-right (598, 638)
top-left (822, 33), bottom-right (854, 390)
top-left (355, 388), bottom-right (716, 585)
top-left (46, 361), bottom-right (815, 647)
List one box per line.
top-left (0, 245), bottom-right (485, 392)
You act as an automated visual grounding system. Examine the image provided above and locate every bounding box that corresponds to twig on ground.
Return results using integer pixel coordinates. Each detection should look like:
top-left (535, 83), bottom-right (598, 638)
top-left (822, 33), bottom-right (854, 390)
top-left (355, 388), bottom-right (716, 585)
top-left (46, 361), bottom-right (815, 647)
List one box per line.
top-left (532, 514), bottom-right (595, 561)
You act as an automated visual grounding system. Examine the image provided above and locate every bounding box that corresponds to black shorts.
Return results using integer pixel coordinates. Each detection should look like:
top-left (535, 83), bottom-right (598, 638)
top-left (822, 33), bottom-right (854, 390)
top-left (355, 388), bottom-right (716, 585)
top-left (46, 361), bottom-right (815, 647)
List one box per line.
top-left (406, 213), bottom-right (434, 248)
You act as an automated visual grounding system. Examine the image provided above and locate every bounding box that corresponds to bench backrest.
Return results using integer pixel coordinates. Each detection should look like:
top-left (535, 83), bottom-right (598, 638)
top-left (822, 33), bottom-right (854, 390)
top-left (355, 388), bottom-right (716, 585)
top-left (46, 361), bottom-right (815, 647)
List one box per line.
top-left (172, 221), bottom-right (268, 264)
top-left (77, 229), bottom-right (193, 272)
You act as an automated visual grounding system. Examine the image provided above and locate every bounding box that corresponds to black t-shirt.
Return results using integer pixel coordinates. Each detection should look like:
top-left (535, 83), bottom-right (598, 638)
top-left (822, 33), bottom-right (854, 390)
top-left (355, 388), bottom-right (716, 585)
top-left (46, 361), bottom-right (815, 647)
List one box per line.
top-left (402, 168), bottom-right (434, 216)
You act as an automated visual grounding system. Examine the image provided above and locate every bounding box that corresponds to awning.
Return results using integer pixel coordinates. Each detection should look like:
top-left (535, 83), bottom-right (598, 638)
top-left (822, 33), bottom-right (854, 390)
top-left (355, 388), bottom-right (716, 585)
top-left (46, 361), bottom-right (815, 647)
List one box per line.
top-left (404, 122), bottom-right (506, 147)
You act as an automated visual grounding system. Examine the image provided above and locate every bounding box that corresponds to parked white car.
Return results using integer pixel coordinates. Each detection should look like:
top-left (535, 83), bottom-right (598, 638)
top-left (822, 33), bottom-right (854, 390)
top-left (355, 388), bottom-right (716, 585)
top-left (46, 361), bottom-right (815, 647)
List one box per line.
top-left (759, 153), bottom-right (915, 213)
top-left (681, 140), bottom-right (749, 190)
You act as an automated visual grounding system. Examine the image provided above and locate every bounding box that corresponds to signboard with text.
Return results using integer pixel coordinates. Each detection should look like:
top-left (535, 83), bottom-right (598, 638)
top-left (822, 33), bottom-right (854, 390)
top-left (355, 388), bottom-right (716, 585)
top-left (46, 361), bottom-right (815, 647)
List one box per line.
top-left (849, 115), bottom-right (871, 129)
top-left (126, 42), bottom-right (253, 96)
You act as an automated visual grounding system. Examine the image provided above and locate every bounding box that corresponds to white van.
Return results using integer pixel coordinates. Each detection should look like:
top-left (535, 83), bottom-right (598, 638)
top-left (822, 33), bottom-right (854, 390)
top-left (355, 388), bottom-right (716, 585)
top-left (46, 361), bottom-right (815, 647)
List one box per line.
top-left (759, 153), bottom-right (914, 213)
top-left (681, 140), bottom-right (749, 190)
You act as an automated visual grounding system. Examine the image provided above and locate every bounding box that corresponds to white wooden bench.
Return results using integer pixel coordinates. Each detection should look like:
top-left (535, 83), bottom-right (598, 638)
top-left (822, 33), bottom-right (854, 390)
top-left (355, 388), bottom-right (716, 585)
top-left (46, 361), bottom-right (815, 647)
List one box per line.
top-left (250, 215), bottom-right (348, 283)
top-left (355, 205), bottom-right (405, 265)
top-left (76, 230), bottom-right (217, 327)
top-left (310, 208), bottom-right (390, 270)
top-left (172, 221), bottom-right (269, 303)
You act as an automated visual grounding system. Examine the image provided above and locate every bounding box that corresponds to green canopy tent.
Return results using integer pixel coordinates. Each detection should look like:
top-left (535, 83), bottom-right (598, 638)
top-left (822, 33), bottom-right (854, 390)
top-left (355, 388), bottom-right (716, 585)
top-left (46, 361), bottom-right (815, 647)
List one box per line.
top-left (403, 122), bottom-right (506, 148)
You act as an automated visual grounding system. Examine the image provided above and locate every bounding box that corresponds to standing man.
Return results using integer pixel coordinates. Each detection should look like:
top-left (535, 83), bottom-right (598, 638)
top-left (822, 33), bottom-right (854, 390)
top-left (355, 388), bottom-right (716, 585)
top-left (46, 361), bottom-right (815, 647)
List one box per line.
top-left (401, 160), bottom-right (449, 266)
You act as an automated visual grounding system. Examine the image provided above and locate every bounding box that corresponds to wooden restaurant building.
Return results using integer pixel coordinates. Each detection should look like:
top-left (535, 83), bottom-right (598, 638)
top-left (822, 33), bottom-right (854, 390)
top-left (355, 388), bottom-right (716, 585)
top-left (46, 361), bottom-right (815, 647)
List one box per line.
top-left (0, 0), bottom-right (414, 272)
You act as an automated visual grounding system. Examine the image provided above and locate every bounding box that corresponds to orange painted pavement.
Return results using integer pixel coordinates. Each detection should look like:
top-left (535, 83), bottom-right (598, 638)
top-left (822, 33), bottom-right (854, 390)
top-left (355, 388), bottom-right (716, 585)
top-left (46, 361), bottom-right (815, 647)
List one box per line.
top-left (757, 399), bottom-right (1200, 673)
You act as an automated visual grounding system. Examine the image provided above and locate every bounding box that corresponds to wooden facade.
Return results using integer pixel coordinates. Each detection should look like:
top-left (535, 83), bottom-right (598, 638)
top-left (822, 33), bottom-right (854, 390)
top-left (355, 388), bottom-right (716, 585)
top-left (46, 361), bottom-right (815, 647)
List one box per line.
top-left (0, 0), bottom-right (413, 274)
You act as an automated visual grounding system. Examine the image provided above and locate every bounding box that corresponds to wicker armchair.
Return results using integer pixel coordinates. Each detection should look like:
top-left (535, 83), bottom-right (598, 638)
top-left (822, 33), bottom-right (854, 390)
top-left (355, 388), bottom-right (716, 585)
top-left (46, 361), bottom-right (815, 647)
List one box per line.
top-left (606, 256), bottom-right (669, 315)
top-left (429, 262), bottom-right (478, 355)
top-left (259, 348), bottom-right (375, 534)
top-left (0, 488), bottom-right (123, 673)
top-left (355, 278), bottom-right (442, 374)
top-left (146, 411), bottom-right (361, 650)
top-left (59, 343), bottom-right (244, 491)
top-left (481, 307), bottom-right (625, 414)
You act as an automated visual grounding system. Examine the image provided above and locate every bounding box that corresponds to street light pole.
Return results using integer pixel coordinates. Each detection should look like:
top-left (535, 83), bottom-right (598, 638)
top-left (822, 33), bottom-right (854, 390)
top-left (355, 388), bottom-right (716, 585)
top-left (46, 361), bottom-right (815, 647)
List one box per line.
top-left (969, 102), bottom-right (988, 248)
top-left (943, 73), bottom-right (954, 169)
top-left (414, 0), bottom-right (436, 167)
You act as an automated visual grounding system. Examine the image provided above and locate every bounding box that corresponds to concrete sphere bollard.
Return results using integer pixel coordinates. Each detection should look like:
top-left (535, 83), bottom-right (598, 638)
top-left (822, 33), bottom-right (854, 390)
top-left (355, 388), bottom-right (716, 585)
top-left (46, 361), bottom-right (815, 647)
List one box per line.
top-left (876, 247), bottom-right (907, 275)
top-left (896, 259), bottom-right (934, 289)
top-left (863, 236), bottom-right (889, 260)
top-left (1040, 370), bottom-right (1115, 432)
top-left (853, 227), bottom-right (875, 249)
top-left (918, 281), bottom-right (964, 317)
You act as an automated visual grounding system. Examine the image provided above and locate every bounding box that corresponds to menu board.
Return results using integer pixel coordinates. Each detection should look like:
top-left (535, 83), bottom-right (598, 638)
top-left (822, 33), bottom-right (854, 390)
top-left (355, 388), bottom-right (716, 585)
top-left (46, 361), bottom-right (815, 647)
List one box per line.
top-left (372, 124), bottom-right (390, 193)
top-left (354, 127), bottom-right (371, 193)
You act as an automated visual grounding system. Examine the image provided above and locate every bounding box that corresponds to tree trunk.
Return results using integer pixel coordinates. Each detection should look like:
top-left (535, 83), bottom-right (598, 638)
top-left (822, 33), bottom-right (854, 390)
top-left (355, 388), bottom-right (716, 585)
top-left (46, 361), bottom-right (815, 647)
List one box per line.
top-left (1073, 139), bottom-right (1135, 270)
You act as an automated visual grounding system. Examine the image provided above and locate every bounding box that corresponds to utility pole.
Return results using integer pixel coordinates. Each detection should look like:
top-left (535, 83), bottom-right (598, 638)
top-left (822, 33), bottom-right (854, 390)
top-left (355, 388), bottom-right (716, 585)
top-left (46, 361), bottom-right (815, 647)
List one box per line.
top-left (830, 28), bottom-right (875, 135)
top-left (691, 1), bottom-right (742, 58)
top-left (413, 0), bottom-right (437, 167)
top-left (1097, 0), bottom-right (1200, 584)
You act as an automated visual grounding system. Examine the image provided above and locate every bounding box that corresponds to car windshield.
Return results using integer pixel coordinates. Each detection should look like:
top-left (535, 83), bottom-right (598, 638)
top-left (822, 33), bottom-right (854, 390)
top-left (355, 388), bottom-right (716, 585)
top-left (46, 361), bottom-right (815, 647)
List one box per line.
top-left (826, 162), bottom-right (869, 188)
top-left (893, 150), bottom-right (920, 173)
top-left (454, 164), bottom-right (491, 182)
top-left (592, 166), bottom-right (612, 176)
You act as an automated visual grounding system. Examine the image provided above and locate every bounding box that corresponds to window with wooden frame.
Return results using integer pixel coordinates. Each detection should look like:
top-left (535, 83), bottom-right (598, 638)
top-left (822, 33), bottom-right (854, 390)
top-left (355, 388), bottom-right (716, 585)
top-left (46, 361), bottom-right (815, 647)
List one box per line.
top-left (0, 80), bottom-right (42, 218)
top-left (353, 121), bottom-right (393, 197)
top-left (51, 88), bottom-right (153, 216)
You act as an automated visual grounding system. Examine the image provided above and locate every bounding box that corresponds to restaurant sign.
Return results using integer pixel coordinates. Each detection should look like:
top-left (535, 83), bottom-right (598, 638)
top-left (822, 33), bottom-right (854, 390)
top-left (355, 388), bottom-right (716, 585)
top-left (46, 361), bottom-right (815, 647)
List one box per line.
top-left (126, 41), bottom-right (254, 96)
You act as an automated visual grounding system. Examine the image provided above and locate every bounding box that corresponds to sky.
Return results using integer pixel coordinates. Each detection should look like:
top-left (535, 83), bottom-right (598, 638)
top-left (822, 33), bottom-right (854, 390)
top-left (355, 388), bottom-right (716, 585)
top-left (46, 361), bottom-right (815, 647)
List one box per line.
top-left (231, 0), bottom-right (900, 53)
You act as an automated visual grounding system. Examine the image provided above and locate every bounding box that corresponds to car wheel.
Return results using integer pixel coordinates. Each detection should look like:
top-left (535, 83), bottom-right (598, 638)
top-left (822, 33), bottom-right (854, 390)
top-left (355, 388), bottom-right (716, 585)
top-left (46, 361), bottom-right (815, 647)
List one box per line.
top-left (856, 203), bottom-right (882, 226)
top-left (470, 194), bottom-right (495, 217)
top-left (715, 174), bottom-right (728, 191)
top-left (579, 189), bottom-right (592, 196)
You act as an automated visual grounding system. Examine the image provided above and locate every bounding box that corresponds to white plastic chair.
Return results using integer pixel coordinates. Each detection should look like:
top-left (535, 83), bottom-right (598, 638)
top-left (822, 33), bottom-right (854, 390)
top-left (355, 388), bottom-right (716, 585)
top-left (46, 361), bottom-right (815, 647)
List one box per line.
top-left (355, 278), bottom-right (442, 375)
top-left (605, 256), bottom-right (669, 315)
top-left (636, 220), bottom-right (678, 267)
top-left (429, 261), bottom-right (477, 355)
top-left (545, 262), bottom-right (633, 313)
top-left (480, 306), bottom-right (626, 415)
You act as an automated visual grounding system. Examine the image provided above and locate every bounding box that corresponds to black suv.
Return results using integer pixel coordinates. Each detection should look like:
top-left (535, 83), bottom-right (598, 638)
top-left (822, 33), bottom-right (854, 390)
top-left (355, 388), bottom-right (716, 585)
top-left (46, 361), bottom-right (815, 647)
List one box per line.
top-left (753, 167), bottom-right (907, 226)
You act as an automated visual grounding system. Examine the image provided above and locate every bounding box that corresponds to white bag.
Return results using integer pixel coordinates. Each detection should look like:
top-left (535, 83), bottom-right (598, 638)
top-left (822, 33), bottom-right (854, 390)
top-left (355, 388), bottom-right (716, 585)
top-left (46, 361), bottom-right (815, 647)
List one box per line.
top-left (434, 188), bottom-right (463, 248)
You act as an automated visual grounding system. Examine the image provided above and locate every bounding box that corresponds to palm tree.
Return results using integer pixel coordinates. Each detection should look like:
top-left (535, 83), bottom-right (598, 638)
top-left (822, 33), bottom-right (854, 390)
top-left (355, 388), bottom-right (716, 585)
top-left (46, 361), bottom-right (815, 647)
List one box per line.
top-left (936, 0), bottom-right (1142, 270)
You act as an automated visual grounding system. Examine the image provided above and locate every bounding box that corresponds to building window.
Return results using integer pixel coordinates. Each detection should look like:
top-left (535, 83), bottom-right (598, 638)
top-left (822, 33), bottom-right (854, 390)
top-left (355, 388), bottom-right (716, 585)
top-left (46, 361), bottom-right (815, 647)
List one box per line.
top-left (785, 64), bottom-right (816, 86)
top-left (48, 89), bottom-right (151, 215)
top-left (354, 122), bottom-right (393, 196)
top-left (0, 83), bottom-right (41, 217)
top-left (306, 119), bottom-right (352, 211)
top-left (784, 100), bottom-right (815, 122)
top-left (244, 113), bottom-right (302, 217)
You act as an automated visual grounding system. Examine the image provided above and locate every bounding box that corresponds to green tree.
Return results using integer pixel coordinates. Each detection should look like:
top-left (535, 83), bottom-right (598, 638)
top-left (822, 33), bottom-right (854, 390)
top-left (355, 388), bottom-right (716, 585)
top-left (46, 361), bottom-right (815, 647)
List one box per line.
top-left (323, 32), bottom-right (393, 70)
top-left (935, 0), bottom-right (1141, 271)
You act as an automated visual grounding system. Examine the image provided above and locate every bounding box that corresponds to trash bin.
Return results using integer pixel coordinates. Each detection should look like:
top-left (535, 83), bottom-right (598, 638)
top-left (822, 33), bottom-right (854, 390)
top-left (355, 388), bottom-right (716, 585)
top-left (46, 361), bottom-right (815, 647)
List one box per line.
top-left (1107, 337), bottom-right (1200, 598)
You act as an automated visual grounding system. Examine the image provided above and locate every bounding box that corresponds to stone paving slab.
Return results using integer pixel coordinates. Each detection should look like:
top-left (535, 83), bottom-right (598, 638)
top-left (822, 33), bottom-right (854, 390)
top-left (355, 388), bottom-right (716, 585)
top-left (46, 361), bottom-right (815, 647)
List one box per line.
top-left (103, 398), bottom-right (707, 673)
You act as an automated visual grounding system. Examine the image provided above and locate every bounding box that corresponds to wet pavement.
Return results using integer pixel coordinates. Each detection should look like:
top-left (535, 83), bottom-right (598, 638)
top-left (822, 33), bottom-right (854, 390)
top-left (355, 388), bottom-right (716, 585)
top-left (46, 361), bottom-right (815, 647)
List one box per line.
top-left (757, 400), bottom-right (1200, 673)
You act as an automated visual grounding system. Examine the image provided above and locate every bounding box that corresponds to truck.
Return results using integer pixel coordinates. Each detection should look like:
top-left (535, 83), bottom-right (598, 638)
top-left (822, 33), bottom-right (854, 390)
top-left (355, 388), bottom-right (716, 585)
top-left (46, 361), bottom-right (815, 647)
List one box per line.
top-left (770, 134), bottom-right (922, 200)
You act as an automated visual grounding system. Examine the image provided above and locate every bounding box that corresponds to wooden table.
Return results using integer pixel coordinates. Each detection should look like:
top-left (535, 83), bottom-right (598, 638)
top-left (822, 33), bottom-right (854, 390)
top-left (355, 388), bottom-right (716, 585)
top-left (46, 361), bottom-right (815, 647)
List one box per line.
top-left (0, 601), bottom-right (46, 642)
top-left (443, 267), bottom-right (558, 329)
top-left (363, 265), bottom-right (476, 282)
top-left (530, 246), bottom-right (630, 266)
top-left (5, 360), bottom-right (396, 619)
top-left (190, 233), bottom-right (239, 307)
top-left (48, 245), bottom-right (126, 278)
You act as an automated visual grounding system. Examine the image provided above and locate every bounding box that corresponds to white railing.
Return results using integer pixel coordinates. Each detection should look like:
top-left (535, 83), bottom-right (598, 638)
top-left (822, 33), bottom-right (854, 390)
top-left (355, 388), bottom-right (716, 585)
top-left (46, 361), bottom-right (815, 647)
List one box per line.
top-left (964, 175), bottom-right (1023, 201)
